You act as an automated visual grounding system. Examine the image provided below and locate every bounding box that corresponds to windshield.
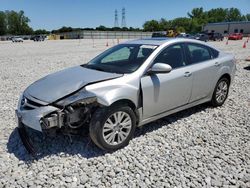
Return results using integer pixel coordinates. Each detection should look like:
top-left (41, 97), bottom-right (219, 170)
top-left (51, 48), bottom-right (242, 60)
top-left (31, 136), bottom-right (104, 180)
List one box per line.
top-left (82, 44), bottom-right (158, 74)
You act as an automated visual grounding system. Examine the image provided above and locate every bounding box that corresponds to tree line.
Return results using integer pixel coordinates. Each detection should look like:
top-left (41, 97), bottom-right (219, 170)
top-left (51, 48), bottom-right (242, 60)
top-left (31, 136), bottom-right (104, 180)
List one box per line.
top-left (50, 25), bottom-right (141, 34)
top-left (143, 8), bottom-right (250, 33)
top-left (0, 8), bottom-right (249, 36)
top-left (0, 10), bottom-right (50, 35)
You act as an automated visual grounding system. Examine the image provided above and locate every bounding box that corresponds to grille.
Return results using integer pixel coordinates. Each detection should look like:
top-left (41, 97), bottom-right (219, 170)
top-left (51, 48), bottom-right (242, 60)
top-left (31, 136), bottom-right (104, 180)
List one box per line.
top-left (21, 97), bottom-right (43, 110)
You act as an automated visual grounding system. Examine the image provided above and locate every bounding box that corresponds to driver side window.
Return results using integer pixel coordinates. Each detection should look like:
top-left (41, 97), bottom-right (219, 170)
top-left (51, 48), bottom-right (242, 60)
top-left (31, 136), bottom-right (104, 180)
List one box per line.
top-left (153, 44), bottom-right (186, 69)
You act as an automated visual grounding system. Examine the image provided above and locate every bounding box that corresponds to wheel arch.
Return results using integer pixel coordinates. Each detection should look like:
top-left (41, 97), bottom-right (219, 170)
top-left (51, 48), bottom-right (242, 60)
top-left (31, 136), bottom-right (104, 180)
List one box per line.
top-left (219, 73), bottom-right (231, 85)
top-left (109, 99), bottom-right (140, 125)
top-left (110, 99), bottom-right (136, 110)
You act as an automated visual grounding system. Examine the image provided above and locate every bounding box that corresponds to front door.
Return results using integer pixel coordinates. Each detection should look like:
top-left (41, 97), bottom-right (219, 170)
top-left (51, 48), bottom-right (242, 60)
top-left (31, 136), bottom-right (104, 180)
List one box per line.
top-left (141, 43), bottom-right (193, 120)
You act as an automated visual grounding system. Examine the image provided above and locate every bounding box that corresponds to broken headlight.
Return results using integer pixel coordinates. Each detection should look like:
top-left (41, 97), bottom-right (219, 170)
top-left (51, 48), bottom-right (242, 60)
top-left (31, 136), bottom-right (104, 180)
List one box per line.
top-left (55, 89), bottom-right (96, 107)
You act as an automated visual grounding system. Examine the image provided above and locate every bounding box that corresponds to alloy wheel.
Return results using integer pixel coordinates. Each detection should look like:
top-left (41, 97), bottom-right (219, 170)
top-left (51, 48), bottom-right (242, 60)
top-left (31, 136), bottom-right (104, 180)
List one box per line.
top-left (102, 111), bottom-right (132, 146)
top-left (215, 80), bottom-right (228, 103)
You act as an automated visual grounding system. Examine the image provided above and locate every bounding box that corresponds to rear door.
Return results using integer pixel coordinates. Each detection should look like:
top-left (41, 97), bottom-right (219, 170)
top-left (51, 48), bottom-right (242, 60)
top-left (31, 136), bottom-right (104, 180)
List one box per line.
top-left (184, 43), bottom-right (219, 102)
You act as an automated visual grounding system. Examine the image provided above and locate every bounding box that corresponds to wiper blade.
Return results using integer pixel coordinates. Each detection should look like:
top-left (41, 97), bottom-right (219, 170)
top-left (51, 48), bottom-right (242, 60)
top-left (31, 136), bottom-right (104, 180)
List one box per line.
top-left (82, 64), bottom-right (106, 72)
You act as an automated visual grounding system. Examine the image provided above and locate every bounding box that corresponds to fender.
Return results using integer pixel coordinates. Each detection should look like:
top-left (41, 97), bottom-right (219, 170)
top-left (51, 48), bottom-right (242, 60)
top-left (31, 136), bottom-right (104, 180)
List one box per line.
top-left (85, 76), bottom-right (140, 107)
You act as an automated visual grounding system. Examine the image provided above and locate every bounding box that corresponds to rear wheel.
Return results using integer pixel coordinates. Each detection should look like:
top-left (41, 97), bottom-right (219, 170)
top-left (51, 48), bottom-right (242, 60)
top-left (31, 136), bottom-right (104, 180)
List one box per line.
top-left (89, 104), bottom-right (136, 151)
top-left (211, 77), bottom-right (230, 107)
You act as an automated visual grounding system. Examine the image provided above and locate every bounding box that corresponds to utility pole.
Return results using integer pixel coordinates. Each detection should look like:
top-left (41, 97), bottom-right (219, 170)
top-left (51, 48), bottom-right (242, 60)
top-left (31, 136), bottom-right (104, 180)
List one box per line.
top-left (121, 8), bottom-right (126, 28)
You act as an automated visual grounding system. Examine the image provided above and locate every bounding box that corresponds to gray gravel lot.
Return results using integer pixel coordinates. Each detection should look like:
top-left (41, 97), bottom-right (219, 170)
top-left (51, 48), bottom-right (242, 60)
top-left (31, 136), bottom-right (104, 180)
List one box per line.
top-left (0, 39), bottom-right (249, 187)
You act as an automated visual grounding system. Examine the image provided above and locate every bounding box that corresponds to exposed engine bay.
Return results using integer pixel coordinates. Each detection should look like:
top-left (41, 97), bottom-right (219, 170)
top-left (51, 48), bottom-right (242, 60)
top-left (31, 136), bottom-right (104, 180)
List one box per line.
top-left (41, 102), bottom-right (98, 132)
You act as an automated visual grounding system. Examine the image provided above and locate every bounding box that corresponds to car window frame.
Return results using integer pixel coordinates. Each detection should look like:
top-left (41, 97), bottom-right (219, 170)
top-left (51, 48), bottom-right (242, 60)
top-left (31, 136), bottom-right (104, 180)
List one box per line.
top-left (150, 42), bottom-right (188, 71)
top-left (184, 42), bottom-right (214, 66)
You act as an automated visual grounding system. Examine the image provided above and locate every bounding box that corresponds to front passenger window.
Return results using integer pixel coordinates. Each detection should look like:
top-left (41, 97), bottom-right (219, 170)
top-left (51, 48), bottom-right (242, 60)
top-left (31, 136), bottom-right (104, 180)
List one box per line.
top-left (153, 44), bottom-right (185, 69)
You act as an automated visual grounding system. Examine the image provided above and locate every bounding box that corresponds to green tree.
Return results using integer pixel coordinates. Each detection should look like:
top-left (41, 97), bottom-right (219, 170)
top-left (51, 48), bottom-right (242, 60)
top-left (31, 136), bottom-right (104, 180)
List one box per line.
top-left (143, 20), bottom-right (160, 31)
top-left (188, 19), bottom-right (201, 33)
top-left (59, 26), bottom-right (73, 33)
top-left (158, 18), bottom-right (172, 31)
top-left (0, 11), bottom-right (7, 35)
top-left (225, 8), bottom-right (243, 21)
top-left (34, 29), bottom-right (50, 35)
top-left (187, 8), bottom-right (207, 32)
top-left (207, 8), bottom-right (227, 23)
top-left (188, 7), bottom-right (204, 19)
top-left (5, 10), bottom-right (33, 35)
top-left (245, 14), bottom-right (250, 21)
top-left (171, 17), bottom-right (191, 32)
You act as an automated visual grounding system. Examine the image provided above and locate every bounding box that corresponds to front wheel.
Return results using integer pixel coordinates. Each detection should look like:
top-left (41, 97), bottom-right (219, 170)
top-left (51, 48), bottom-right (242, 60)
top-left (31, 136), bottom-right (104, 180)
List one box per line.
top-left (211, 77), bottom-right (230, 107)
top-left (89, 104), bottom-right (136, 151)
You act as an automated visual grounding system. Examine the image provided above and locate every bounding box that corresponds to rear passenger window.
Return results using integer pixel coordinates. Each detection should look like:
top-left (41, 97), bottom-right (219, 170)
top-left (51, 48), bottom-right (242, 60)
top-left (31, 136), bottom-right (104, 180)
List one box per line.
top-left (187, 43), bottom-right (212, 64)
top-left (210, 48), bottom-right (219, 58)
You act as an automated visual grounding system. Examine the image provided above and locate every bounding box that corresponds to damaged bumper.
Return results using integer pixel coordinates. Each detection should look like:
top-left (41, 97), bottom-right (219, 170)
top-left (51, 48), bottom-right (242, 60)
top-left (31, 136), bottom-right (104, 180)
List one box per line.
top-left (17, 118), bottom-right (37, 155)
top-left (16, 93), bottom-right (62, 132)
top-left (15, 91), bottom-right (97, 154)
top-left (16, 104), bottom-right (60, 132)
top-left (15, 94), bottom-right (61, 155)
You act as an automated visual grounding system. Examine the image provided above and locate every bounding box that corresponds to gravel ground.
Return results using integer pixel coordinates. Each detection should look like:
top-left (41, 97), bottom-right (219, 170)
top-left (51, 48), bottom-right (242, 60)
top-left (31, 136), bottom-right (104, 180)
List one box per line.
top-left (0, 38), bottom-right (249, 188)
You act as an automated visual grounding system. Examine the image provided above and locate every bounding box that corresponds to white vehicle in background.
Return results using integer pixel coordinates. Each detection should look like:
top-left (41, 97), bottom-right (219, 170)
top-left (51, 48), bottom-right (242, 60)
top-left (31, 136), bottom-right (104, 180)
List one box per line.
top-left (12, 37), bottom-right (24, 42)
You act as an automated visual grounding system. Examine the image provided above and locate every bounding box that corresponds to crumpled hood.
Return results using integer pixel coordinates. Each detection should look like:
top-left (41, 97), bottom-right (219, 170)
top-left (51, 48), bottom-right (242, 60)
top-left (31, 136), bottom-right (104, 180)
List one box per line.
top-left (24, 66), bottom-right (122, 103)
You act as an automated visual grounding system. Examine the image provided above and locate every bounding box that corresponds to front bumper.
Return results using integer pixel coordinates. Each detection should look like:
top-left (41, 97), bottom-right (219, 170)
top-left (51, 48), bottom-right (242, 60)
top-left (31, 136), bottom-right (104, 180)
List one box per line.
top-left (16, 103), bottom-right (60, 156)
top-left (17, 117), bottom-right (37, 156)
top-left (16, 106), bottom-right (59, 132)
top-left (16, 93), bottom-right (60, 132)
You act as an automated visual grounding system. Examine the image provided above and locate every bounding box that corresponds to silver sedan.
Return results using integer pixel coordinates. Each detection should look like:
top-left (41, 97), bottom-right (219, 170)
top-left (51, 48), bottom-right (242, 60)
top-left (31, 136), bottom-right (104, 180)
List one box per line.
top-left (16, 38), bottom-right (236, 153)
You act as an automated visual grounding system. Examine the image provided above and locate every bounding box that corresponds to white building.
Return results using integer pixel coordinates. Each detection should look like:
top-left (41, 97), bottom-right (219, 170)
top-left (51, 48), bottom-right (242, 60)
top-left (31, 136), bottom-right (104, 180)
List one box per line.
top-left (203, 21), bottom-right (250, 36)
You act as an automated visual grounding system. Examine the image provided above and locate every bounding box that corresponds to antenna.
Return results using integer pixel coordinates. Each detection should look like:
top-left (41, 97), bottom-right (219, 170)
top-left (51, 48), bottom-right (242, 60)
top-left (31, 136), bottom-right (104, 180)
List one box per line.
top-left (121, 7), bottom-right (126, 28)
top-left (114, 9), bottom-right (119, 27)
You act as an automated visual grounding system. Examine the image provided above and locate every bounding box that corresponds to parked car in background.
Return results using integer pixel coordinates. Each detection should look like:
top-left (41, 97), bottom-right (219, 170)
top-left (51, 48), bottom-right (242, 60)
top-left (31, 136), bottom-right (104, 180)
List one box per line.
top-left (208, 33), bottom-right (224, 41)
top-left (23, 36), bottom-right (30, 40)
top-left (176, 33), bottom-right (193, 39)
top-left (228, 33), bottom-right (243, 40)
top-left (12, 37), bottom-right (24, 42)
top-left (192, 33), bottom-right (209, 42)
top-left (152, 31), bottom-right (167, 38)
top-left (30, 35), bottom-right (45, 41)
top-left (16, 38), bottom-right (236, 153)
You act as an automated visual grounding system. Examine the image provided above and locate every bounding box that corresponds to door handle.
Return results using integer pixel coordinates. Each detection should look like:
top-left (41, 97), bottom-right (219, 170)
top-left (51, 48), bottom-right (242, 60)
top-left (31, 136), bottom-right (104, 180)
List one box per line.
top-left (214, 62), bottom-right (220, 67)
top-left (184, 72), bottom-right (192, 77)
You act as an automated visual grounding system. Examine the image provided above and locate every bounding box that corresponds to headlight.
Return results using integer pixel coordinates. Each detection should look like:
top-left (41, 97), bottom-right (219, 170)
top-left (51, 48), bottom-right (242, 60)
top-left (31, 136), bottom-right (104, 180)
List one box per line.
top-left (55, 89), bottom-right (96, 107)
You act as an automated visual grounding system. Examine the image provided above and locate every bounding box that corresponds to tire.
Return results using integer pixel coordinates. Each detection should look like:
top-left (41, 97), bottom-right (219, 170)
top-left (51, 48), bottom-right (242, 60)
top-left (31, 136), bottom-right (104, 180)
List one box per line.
top-left (211, 77), bottom-right (230, 107)
top-left (89, 104), bottom-right (136, 151)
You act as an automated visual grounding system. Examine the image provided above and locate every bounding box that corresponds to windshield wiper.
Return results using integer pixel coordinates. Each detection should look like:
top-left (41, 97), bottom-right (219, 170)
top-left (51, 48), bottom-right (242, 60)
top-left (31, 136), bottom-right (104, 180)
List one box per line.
top-left (82, 64), bottom-right (124, 74)
top-left (82, 64), bottom-right (106, 72)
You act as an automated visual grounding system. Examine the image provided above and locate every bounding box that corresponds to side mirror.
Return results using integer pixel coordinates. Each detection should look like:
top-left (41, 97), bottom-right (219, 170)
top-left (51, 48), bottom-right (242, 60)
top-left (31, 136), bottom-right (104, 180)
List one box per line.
top-left (147, 63), bottom-right (172, 74)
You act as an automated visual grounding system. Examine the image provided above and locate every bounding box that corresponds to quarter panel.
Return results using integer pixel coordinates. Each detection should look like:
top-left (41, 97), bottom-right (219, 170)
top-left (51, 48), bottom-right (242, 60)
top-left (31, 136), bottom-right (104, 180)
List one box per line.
top-left (204, 54), bottom-right (235, 99)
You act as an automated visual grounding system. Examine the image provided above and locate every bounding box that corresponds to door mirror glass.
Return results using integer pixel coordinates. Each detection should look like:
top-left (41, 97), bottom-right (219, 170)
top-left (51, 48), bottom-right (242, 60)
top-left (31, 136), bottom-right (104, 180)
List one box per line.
top-left (148, 63), bottom-right (172, 74)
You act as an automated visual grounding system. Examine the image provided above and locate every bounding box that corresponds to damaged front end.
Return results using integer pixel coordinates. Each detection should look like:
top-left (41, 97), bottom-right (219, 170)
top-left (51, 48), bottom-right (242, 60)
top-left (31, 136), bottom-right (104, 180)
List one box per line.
top-left (16, 89), bottom-right (99, 155)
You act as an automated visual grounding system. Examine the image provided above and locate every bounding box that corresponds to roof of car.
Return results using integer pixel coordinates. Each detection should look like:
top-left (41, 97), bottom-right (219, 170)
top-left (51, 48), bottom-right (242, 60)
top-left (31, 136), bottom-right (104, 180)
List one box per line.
top-left (124, 38), bottom-right (173, 45)
top-left (124, 37), bottom-right (205, 46)
top-left (123, 37), bottom-right (220, 52)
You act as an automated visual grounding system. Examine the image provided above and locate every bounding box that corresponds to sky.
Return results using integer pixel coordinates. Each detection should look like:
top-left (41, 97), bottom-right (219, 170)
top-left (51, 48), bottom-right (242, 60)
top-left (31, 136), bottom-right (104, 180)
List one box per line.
top-left (1, 0), bottom-right (250, 30)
